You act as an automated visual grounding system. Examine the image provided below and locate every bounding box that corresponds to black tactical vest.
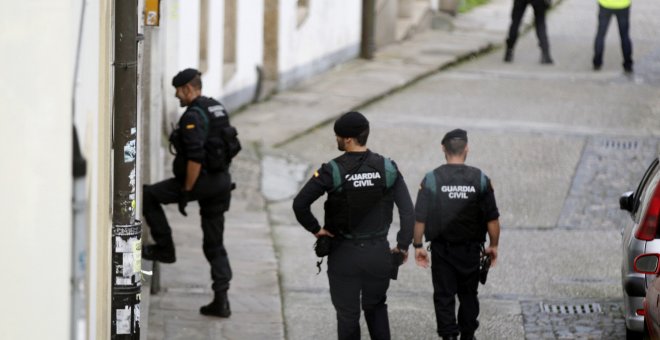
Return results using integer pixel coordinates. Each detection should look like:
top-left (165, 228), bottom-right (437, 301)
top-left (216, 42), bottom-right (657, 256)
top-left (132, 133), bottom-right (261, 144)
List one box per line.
top-left (324, 151), bottom-right (397, 239)
top-left (424, 164), bottom-right (487, 243)
top-left (170, 97), bottom-right (235, 179)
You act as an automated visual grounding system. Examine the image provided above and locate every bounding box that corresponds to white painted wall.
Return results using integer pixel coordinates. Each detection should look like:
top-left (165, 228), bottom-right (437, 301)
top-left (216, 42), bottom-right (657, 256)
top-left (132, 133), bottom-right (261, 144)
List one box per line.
top-left (222, 0), bottom-right (265, 109)
top-left (278, 0), bottom-right (362, 88)
top-left (164, 1), bottom-right (264, 113)
top-left (0, 1), bottom-right (74, 338)
top-left (203, 0), bottom-right (225, 99)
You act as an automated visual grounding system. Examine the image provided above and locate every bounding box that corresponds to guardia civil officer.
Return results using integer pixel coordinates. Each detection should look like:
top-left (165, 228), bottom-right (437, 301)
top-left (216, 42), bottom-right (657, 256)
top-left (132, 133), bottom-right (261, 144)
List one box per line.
top-left (292, 111), bottom-right (415, 340)
top-left (142, 68), bottom-right (234, 318)
top-left (413, 129), bottom-right (500, 340)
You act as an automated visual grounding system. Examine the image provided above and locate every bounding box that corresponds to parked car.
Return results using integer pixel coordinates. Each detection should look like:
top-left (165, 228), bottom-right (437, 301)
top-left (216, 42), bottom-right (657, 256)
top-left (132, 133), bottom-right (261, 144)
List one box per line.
top-left (620, 157), bottom-right (660, 339)
top-left (633, 253), bottom-right (660, 339)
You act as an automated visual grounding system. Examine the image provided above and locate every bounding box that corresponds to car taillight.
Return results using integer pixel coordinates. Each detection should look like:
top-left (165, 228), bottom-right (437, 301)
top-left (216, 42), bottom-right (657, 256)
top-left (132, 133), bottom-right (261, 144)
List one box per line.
top-left (635, 183), bottom-right (660, 241)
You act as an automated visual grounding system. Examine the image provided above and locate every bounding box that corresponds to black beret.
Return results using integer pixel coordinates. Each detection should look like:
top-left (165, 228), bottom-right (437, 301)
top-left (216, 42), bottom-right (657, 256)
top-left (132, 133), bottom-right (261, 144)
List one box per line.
top-left (441, 129), bottom-right (468, 145)
top-left (334, 111), bottom-right (369, 138)
top-left (172, 68), bottom-right (201, 87)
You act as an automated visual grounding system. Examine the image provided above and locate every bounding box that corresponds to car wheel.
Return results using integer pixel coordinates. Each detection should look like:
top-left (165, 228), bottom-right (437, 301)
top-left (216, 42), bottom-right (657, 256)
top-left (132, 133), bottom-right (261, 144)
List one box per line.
top-left (642, 322), bottom-right (651, 340)
top-left (627, 326), bottom-right (642, 340)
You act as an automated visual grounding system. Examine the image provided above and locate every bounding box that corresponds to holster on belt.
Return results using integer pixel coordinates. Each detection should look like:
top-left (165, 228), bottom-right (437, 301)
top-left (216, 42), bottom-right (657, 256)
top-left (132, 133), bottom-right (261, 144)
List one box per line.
top-left (390, 251), bottom-right (405, 280)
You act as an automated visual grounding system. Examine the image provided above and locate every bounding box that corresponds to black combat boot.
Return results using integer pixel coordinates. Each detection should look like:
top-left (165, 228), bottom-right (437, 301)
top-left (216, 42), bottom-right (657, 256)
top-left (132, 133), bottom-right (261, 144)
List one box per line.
top-left (142, 244), bottom-right (176, 264)
top-left (540, 50), bottom-right (553, 64)
top-left (442, 335), bottom-right (458, 340)
top-left (503, 48), bottom-right (514, 62)
top-left (200, 291), bottom-right (231, 318)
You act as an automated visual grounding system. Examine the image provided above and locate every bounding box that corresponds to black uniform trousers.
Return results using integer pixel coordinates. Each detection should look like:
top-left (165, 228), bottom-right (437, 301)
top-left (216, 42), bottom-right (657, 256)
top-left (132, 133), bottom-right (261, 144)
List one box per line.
top-left (431, 240), bottom-right (481, 338)
top-left (593, 5), bottom-right (632, 70)
top-left (327, 237), bottom-right (392, 340)
top-left (506, 0), bottom-right (550, 53)
top-left (143, 171), bottom-right (233, 292)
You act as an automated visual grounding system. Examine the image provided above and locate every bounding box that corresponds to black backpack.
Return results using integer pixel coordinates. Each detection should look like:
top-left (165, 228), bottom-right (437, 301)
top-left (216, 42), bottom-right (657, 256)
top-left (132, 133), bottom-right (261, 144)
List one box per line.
top-left (190, 106), bottom-right (242, 173)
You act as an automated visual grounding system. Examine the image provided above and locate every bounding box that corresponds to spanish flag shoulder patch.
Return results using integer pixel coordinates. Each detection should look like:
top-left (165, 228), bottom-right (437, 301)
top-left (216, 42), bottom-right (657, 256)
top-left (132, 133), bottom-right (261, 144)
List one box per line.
top-left (185, 124), bottom-right (195, 129)
top-left (313, 171), bottom-right (320, 178)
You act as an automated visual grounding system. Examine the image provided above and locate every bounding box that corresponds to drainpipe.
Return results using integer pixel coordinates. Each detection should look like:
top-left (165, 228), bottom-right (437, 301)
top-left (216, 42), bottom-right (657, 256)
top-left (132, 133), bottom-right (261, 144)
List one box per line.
top-left (71, 0), bottom-right (87, 338)
top-left (72, 125), bottom-right (87, 340)
top-left (111, 0), bottom-right (142, 338)
top-left (361, 0), bottom-right (376, 59)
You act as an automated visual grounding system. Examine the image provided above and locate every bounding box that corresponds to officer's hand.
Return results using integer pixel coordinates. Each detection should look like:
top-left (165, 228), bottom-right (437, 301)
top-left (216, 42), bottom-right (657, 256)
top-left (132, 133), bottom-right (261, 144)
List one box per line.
top-left (391, 247), bottom-right (408, 263)
top-left (415, 248), bottom-right (429, 268)
top-left (485, 246), bottom-right (498, 267)
top-left (178, 190), bottom-right (190, 217)
top-left (315, 228), bottom-right (335, 239)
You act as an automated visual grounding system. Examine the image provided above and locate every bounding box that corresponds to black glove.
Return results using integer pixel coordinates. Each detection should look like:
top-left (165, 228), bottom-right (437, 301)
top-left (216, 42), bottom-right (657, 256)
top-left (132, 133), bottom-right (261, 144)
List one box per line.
top-left (178, 190), bottom-right (190, 216)
top-left (314, 236), bottom-right (332, 257)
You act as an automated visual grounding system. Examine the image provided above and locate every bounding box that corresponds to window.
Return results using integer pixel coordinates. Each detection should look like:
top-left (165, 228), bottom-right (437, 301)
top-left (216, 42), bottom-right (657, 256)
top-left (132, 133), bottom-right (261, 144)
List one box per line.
top-left (223, 0), bottom-right (237, 83)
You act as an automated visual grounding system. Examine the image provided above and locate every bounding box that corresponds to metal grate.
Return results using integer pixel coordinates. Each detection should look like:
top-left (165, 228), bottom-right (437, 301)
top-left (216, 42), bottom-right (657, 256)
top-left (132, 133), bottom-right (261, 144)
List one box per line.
top-left (603, 140), bottom-right (639, 150)
top-left (540, 302), bottom-right (602, 315)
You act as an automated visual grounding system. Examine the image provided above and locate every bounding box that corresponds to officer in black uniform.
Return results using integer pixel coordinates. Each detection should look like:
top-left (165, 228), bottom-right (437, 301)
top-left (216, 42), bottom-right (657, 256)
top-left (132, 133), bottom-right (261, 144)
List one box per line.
top-left (504, 0), bottom-right (553, 64)
top-left (142, 68), bottom-right (234, 318)
top-left (292, 111), bottom-right (415, 340)
top-left (413, 129), bottom-right (500, 340)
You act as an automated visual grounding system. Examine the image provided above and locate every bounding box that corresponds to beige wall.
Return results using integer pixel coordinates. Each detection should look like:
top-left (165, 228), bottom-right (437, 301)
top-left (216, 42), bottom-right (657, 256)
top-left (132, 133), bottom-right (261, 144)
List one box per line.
top-left (0, 1), bottom-right (74, 338)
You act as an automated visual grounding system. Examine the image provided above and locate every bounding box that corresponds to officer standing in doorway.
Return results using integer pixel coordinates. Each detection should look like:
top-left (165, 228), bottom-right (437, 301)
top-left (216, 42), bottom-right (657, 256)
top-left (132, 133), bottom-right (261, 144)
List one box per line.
top-left (142, 68), bottom-right (235, 318)
top-left (413, 129), bottom-right (500, 340)
top-left (292, 111), bottom-right (415, 340)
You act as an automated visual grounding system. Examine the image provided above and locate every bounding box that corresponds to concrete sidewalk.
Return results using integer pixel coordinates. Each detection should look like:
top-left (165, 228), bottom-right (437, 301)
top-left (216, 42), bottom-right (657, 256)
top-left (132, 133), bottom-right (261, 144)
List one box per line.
top-left (144, 0), bottom-right (535, 338)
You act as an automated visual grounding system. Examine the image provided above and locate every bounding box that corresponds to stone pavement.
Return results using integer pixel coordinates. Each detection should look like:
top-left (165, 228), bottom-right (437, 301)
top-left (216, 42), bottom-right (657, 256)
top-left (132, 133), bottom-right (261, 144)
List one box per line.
top-left (143, 0), bottom-right (546, 338)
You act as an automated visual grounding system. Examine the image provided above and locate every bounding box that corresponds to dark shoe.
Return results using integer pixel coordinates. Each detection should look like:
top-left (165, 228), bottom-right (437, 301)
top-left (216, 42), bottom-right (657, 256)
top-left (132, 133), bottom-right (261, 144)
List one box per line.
top-left (200, 292), bottom-right (231, 318)
top-left (624, 65), bottom-right (634, 74)
top-left (461, 334), bottom-right (476, 340)
top-left (442, 336), bottom-right (458, 340)
top-left (593, 63), bottom-right (602, 71)
top-left (142, 244), bottom-right (176, 263)
top-left (540, 53), bottom-right (554, 64)
top-left (503, 49), bottom-right (513, 62)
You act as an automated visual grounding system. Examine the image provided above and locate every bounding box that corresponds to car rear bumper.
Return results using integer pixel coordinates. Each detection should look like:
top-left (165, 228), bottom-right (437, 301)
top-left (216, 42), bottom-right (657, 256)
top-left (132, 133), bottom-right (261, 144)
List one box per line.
top-left (624, 295), bottom-right (646, 332)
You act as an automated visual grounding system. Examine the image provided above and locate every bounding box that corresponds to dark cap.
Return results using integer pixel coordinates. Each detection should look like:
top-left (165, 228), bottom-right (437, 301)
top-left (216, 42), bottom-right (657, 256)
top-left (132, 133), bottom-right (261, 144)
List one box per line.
top-left (334, 111), bottom-right (369, 138)
top-left (172, 68), bottom-right (201, 87)
top-left (441, 129), bottom-right (468, 145)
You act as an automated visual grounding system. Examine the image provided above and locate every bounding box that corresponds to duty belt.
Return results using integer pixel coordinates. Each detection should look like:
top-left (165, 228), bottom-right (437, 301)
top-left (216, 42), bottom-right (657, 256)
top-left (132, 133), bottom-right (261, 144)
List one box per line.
top-left (338, 228), bottom-right (388, 241)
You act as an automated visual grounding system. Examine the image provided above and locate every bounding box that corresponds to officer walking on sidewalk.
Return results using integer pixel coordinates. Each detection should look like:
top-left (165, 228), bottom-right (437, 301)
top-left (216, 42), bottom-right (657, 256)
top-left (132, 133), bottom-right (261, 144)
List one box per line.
top-left (292, 111), bottom-right (415, 340)
top-left (413, 129), bottom-right (501, 340)
top-left (142, 68), bottom-right (235, 318)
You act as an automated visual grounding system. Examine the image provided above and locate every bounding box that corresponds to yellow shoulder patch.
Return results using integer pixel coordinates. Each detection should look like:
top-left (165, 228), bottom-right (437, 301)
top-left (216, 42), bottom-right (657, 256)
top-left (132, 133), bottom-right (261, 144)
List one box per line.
top-left (313, 171), bottom-right (319, 178)
top-left (186, 124), bottom-right (195, 129)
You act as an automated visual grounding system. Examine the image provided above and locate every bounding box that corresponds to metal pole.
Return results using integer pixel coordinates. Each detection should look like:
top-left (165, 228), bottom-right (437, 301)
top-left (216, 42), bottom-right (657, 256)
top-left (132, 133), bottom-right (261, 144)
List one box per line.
top-left (112, 0), bottom-right (141, 338)
top-left (72, 125), bottom-right (87, 340)
top-left (361, 0), bottom-right (376, 59)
